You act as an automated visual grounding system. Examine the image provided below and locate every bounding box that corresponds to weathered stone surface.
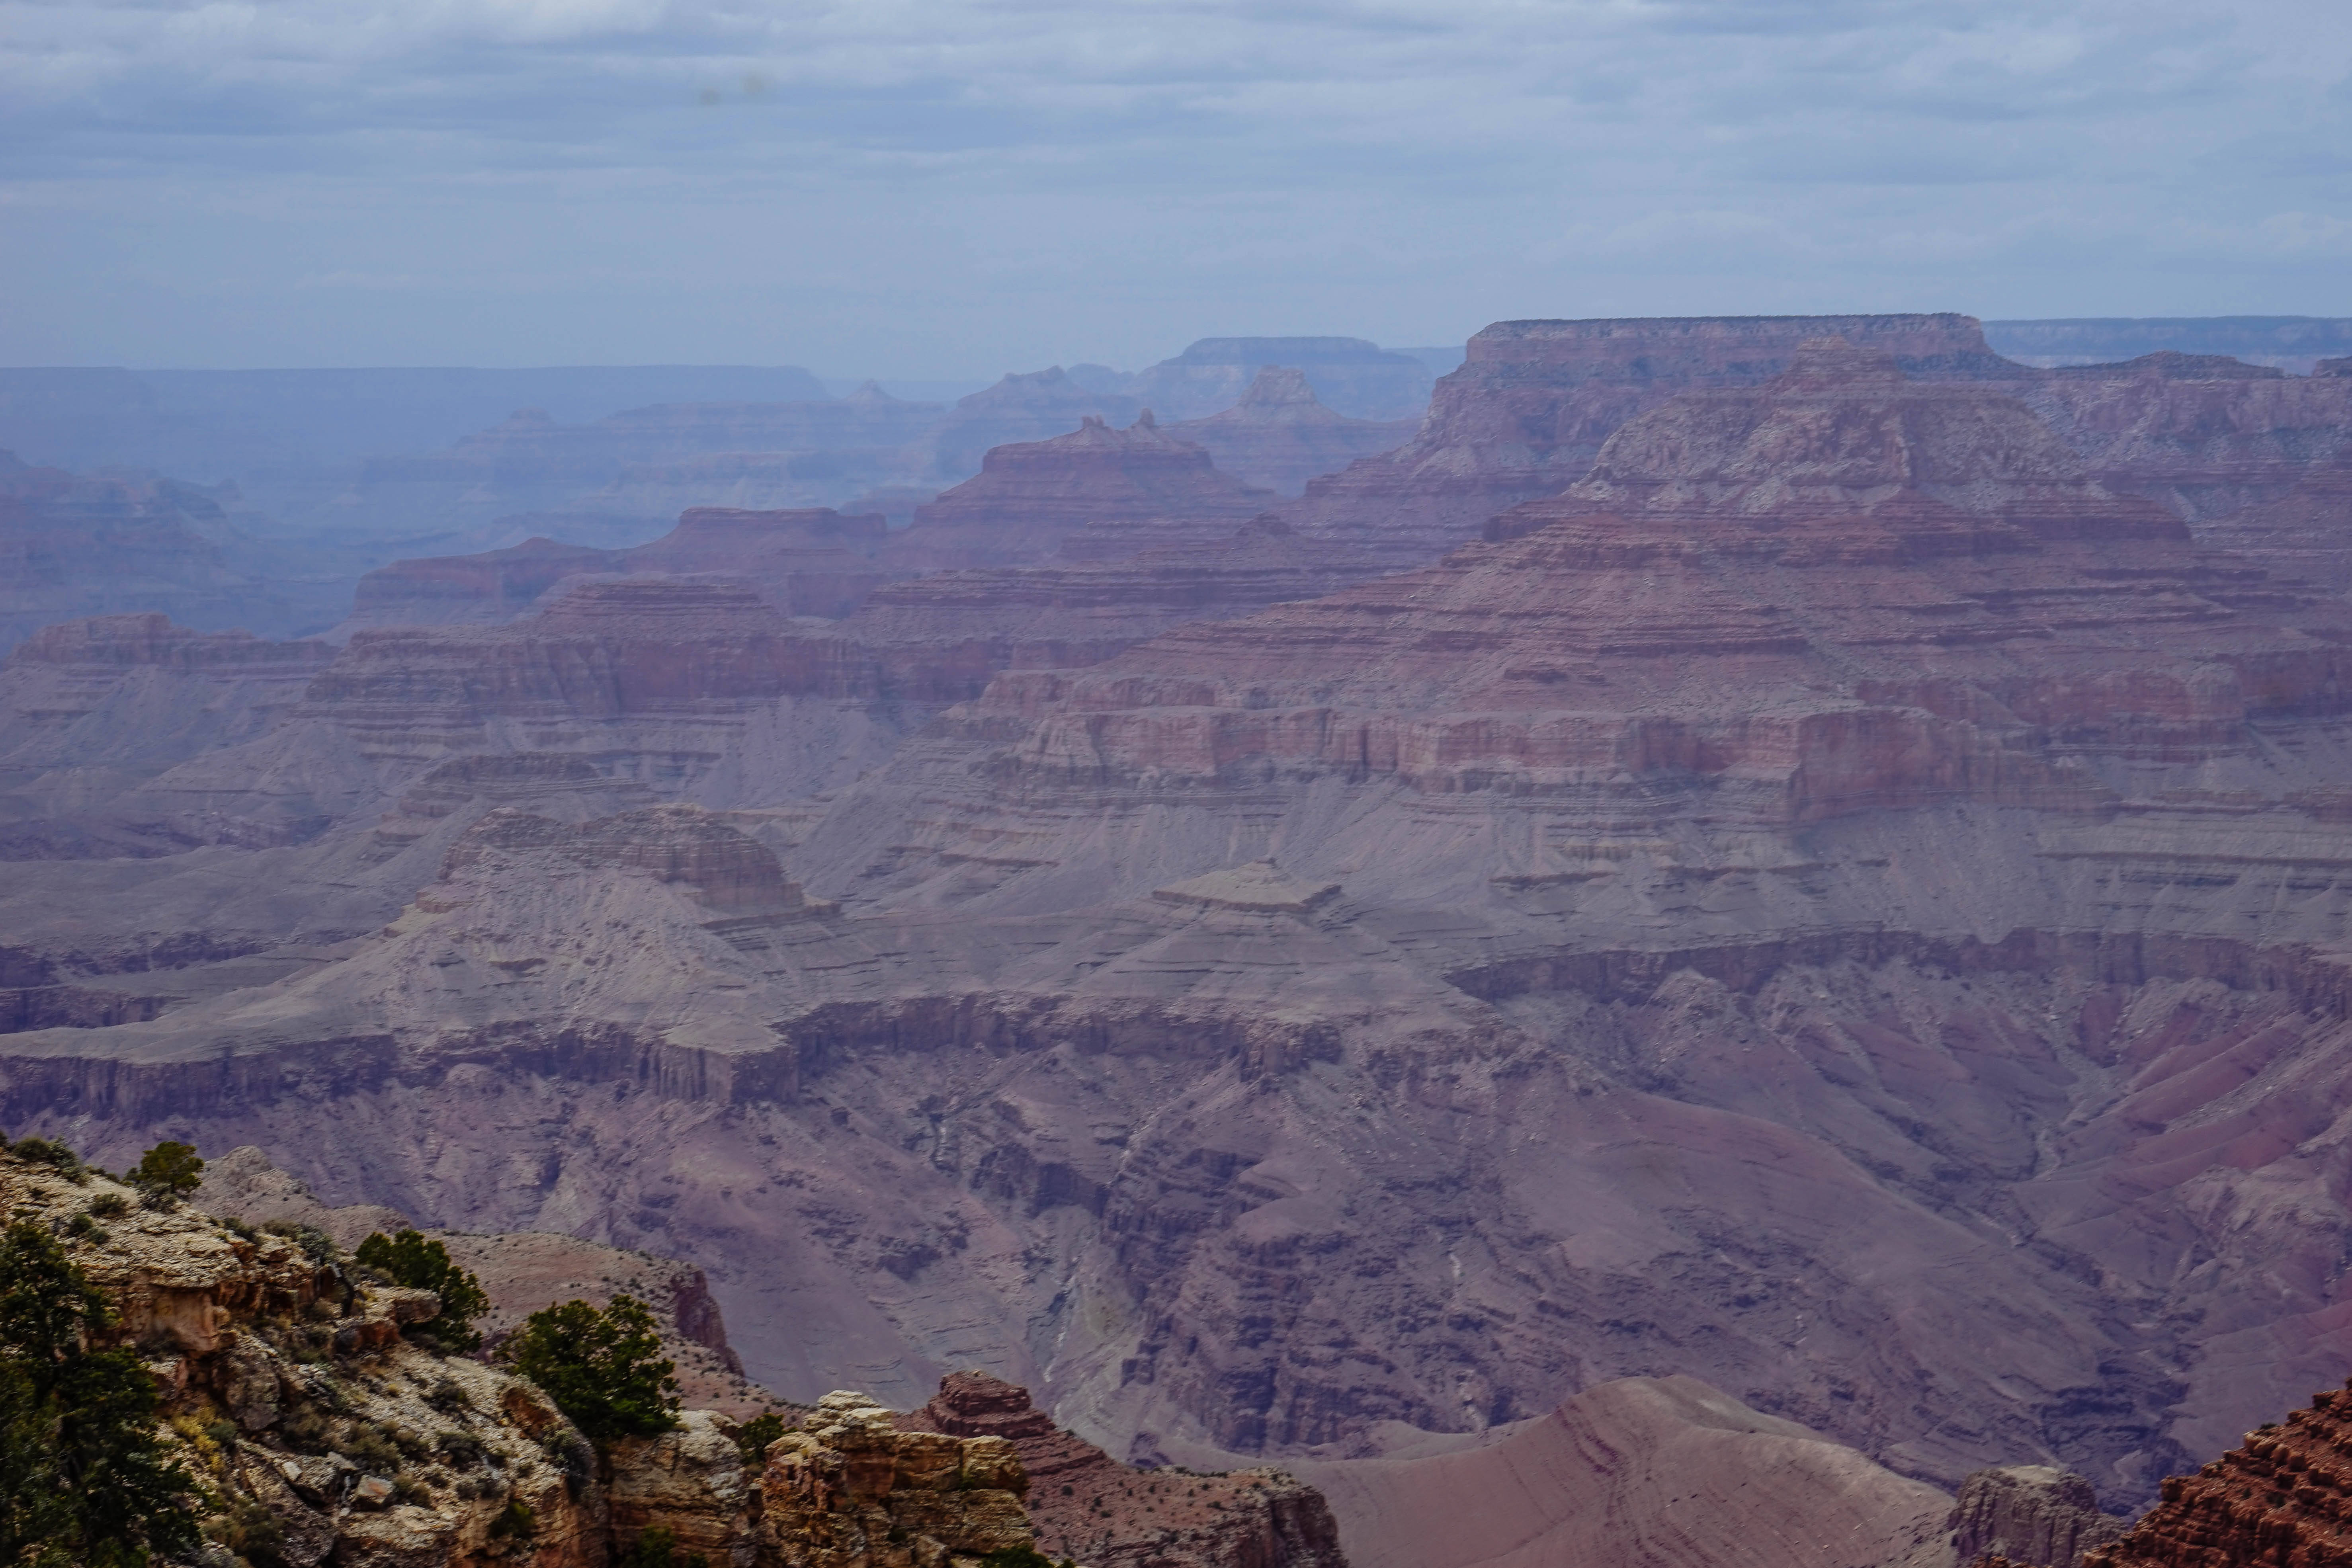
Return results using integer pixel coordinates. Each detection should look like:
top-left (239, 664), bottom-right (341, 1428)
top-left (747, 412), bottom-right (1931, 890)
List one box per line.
top-left (760, 1390), bottom-right (1035, 1568)
top-left (609, 1410), bottom-right (759, 1566)
top-left (893, 412), bottom-right (1273, 570)
top-left (1950, 1466), bottom-right (2125, 1567)
top-left (1276, 312), bottom-right (2022, 568)
top-left (2078, 1379), bottom-right (2352, 1566)
top-left (1279, 1375), bottom-right (1952, 1568)
top-left (1164, 368), bottom-right (1417, 496)
top-left (901, 1372), bottom-right (1350, 1568)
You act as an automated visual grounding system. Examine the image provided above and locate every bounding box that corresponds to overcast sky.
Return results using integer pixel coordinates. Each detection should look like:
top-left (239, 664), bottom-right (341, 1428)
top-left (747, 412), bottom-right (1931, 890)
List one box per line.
top-left (4, 0), bottom-right (2348, 377)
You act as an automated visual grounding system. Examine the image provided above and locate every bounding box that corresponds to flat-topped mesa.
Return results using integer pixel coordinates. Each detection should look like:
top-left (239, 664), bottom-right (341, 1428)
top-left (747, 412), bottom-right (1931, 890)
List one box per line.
top-left (1168, 368), bottom-right (1420, 496)
top-left (5, 613), bottom-right (334, 672)
top-left (891, 412), bottom-right (1276, 570)
top-left (973, 337), bottom-right (2352, 816)
top-left (345, 506), bottom-right (893, 633)
top-left (1276, 312), bottom-right (2026, 570)
top-left (439, 803), bottom-right (806, 914)
top-left (1487, 336), bottom-right (2187, 547)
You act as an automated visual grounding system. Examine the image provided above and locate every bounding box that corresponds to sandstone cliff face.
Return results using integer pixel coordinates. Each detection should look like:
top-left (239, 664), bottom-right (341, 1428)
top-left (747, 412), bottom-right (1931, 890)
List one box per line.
top-left (972, 340), bottom-right (2339, 816)
top-left (916, 368), bottom-right (1145, 482)
top-left (761, 1390), bottom-right (1035, 1568)
top-left (2022, 360), bottom-right (2352, 522)
top-left (0, 451), bottom-right (305, 651)
top-left (901, 1371), bottom-right (1348, 1568)
top-left (2195, 449), bottom-right (2352, 591)
top-left (2077, 1379), bottom-right (2352, 1566)
top-left (1164, 370), bottom-right (1417, 497)
top-left (893, 414), bottom-right (1274, 570)
top-left (0, 1145), bottom-right (606, 1568)
top-left (1950, 1466), bottom-right (2125, 1567)
top-left (1276, 312), bottom-right (2021, 568)
top-left (346, 508), bottom-right (893, 634)
top-left (0, 613), bottom-right (338, 859)
top-left (1277, 1375), bottom-right (1953, 1568)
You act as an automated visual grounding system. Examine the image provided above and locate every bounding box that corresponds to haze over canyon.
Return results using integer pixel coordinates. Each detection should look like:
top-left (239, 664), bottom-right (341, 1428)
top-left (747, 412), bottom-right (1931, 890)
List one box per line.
top-left (12, 310), bottom-right (2352, 1568)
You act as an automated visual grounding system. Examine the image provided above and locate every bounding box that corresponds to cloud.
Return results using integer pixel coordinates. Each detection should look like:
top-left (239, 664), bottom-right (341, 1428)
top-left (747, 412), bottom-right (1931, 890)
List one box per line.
top-left (0, 0), bottom-right (2346, 370)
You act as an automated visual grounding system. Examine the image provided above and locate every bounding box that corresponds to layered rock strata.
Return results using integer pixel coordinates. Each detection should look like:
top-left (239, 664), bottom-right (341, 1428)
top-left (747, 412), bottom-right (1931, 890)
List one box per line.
top-left (901, 1371), bottom-right (1348, 1568)
top-left (346, 506), bottom-right (891, 633)
top-left (2195, 450), bottom-right (2352, 591)
top-left (893, 413), bottom-right (1273, 571)
top-left (1276, 312), bottom-right (2023, 568)
top-left (1166, 369), bottom-right (1418, 496)
top-left (761, 1390), bottom-right (1035, 1568)
top-left (0, 613), bottom-right (337, 859)
top-left (2023, 358), bottom-right (2352, 521)
top-left (1950, 1466), bottom-right (2126, 1567)
top-left (1125, 338), bottom-right (1435, 422)
top-left (1275, 1375), bottom-right (1953, 1568)
top-left (2079, 1379), bottom-right (2352, 1566)
top-left (0, 1144), bottom-right (606, 1567)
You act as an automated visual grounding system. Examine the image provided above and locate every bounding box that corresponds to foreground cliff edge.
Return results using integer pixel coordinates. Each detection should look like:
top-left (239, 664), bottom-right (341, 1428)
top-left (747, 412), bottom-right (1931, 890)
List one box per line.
top-left (0, 1137), bottom-right (1375, 1568)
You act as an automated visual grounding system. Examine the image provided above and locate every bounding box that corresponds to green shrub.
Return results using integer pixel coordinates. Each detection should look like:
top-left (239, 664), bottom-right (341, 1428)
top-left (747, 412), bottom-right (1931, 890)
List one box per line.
top-left (129, 1141), bottom-right (203, 1208)
top-left (617, 1525), bottom-right (711, 1568)
top-left (501, 1295), bottom-right (678, 1448)
top-left (86, 1193), bottom-right (130, 1220)
top-left (352, 1230), bottom-right (489, 1353)
top-left (262, 1218), bottom-right (342, 1265)
top-left (0, 1220), bottom-right (197, 1564)
top-left (735, 1411), bottom-right (789, 1466)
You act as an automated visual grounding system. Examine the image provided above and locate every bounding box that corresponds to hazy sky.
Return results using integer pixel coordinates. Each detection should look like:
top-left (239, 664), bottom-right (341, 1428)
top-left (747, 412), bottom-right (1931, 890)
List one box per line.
top-left (5, 0), bottom-right (2348, 377)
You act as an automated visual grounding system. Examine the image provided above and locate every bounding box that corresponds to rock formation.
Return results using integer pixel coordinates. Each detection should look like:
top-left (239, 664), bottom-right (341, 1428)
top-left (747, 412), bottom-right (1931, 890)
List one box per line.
top-left (14, 318), bottom-right (2352, 1531)
top-left (1124, 338), bottom-right (1436, 422)
top-left (915, 368), bottom-right (1145, 482)
top-left (0, 450), bottom-right (327, 651)
top-left (2190, 448), bottom-right (2352, 591)
top-left (901, 1371), bottom-right (1348, 1568)
top-left (2022, 357), bottom-right (2352, 522)
top-left (1950, 1466), bottom-right (2126, 1567)
top-left (345, 506), bottom-right (892, 633)
top-left (0, 613), bottom-right (337, 858)
top-left (1275, 312), bottom-right (2024, 569)
top-left (1166, 369), bottom-right (1418, 496)
top-left (759, 1389), bottom-right (1036, 1568)
top-left (0, 1141), bottom-right (608, 1567)
top-left (2077, 1378), bottom-right (2352, 1566)
top-left (1276, 1375), bottom-right (1953, 1568)
top-left (892, 413), bottom-right (1274, 570)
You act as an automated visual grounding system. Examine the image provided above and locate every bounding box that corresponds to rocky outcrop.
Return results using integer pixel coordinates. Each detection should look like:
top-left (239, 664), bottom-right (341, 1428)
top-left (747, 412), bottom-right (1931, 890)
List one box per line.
top-left (1166, 369), bottom-right (1417, 496)
top-left (2022, 360), bottom-right (2352, 521)
top-left (2079, 1379), bottom-right (2352, 1566)
top-left (0, 451), bottom-right (315, 651)
top-left (0, 1143), bottom-right (606, 1568)
top-left (438, 804), bottom-right (813, 916)
top-left (2194, 448), bottom-right (2352, 590)
top-left (346, 507), bottom-right (892, 633)
top-left (1951, 1466), bottom-right (2125, 1567)
top-left (1276, 312), bottom-right (2025, 569)
top-left (195, 1145), bottom-right (772, 1416)
top-left (976, 339), bottom-right (2343, 812)
top-left (1125, 339), bottom-right (1435, 422)
top-left (1281, 1375), bottom-right (1953, 1568)
top-left (761, 1390), bottom-right (1035, 1568)
top-left (915, 368), bottom-right (1145, 482)
top-left (892, 413), bottom-right (1274, 570)
top-left (0, 613), bottom-right (339, 859)
top-left (902, 1371), bottom-right (1348, 1568)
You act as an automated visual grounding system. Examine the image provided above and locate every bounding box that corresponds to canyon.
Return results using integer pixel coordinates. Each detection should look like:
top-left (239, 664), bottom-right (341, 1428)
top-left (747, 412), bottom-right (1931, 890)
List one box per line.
top-left (4, 312), bottom-right (2352, 1566)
